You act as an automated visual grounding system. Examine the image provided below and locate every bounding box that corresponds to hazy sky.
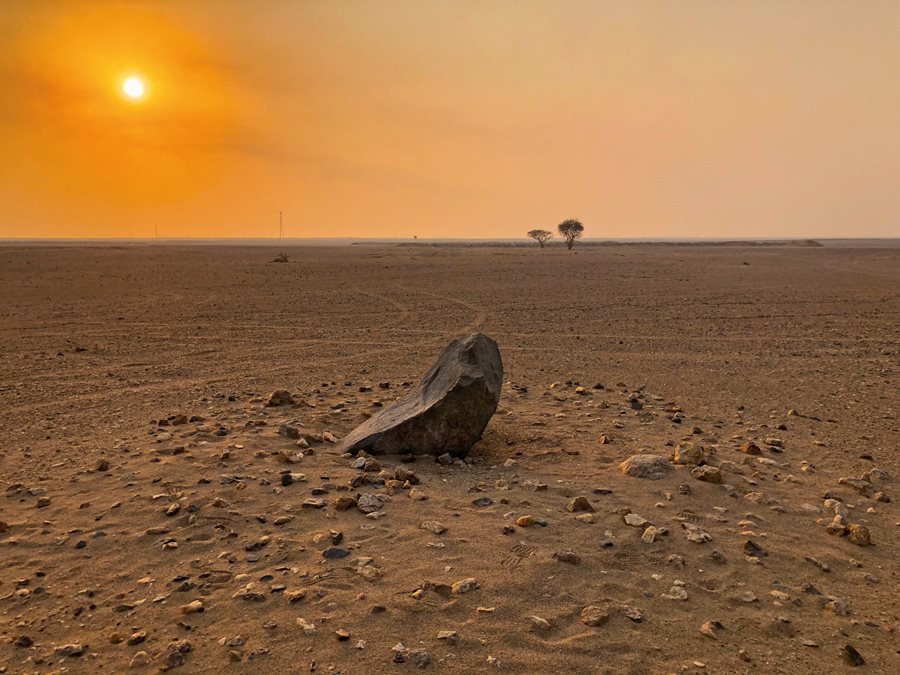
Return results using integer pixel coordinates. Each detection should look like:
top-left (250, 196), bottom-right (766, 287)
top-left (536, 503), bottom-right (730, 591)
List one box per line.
top-left (1, 1), bottom-right (898, 239)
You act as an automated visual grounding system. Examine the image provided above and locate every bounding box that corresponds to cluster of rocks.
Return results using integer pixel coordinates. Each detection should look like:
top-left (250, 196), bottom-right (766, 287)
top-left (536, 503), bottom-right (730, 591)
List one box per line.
top-left (616, 430), bottom-right (890, 554)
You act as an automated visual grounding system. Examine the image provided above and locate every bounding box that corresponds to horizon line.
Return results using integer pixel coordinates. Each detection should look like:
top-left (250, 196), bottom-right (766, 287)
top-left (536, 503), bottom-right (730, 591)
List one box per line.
top-left (2, 236), bottom-right (895, 243)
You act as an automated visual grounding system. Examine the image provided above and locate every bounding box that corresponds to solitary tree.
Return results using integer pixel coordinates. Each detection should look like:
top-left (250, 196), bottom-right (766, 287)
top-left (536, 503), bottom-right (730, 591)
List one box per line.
top-left (558, 219), bottom-right (584, 250)
top-left (527, 229), bottom-right (553, 248)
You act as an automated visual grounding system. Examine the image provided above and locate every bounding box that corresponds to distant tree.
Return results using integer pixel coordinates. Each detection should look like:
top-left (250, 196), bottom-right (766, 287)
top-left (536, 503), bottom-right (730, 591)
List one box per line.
top-left (527, 229), bottom-right (553, 248)
top-left (557, 219), bottom-right (584, 250)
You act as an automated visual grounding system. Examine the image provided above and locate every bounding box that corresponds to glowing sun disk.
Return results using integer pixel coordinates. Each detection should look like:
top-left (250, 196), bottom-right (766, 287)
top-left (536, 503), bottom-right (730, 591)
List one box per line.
top-left (122, 76), bottom-right (146, 99)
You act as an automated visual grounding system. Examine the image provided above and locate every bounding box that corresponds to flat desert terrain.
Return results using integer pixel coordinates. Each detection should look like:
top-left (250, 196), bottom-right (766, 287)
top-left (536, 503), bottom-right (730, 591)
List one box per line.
top-left (0, 243), bottom-right (898, 674)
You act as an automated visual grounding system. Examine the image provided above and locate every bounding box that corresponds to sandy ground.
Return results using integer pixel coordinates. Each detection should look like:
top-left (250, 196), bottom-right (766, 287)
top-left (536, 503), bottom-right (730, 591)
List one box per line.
top-left (0, 243), bottom-right (898, 674)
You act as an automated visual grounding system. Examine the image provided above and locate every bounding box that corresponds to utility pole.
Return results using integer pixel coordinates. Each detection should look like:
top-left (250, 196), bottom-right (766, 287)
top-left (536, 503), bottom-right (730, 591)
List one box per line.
top-left (279, 211), bottom-right (284, 239)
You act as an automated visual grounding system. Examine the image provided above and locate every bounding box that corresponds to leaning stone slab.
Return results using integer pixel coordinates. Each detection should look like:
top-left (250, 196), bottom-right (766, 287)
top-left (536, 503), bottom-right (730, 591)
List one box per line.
top-left (341, 333), bottom-right (502, 457)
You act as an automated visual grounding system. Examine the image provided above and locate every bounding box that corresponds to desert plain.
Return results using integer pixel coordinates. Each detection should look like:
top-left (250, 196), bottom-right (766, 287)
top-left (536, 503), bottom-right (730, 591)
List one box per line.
top-left (0, 241), bottom-right (898, 674)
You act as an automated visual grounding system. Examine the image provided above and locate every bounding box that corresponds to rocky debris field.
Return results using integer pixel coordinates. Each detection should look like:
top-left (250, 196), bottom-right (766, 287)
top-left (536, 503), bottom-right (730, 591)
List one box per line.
top-left (0, 243), bottom-right (897, 673)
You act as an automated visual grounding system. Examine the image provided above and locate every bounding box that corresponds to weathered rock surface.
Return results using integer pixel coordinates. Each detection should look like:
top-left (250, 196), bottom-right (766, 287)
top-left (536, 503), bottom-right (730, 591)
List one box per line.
top-left (580, 604), bottom-right (610, 627)
top-left (619, 454), bottom-right (673, 479)
top-left (341, 333), bottom-right (503, 457)
top-left (672, 441), bottom-right (704, 465)
top-left (267, 389), bottom-right (294, 406)
top-left (691, 465), bottom-right (722, 484)
top-left (566, 496), bottom-right (595, 513)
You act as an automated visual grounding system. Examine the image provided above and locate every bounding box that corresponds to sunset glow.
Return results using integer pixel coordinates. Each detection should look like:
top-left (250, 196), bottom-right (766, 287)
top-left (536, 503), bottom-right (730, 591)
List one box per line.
top-left (1, 1), bottom-right (898, 239)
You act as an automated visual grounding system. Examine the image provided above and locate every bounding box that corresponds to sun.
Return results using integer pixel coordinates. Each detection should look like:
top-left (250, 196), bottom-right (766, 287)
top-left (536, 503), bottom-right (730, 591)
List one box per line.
top-left (122, 76), bottom-right (146, 100)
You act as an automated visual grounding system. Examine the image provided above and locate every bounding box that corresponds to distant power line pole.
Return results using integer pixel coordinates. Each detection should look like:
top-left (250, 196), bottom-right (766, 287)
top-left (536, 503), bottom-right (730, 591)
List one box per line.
top-left (279, 211), bottom-right (284, 239)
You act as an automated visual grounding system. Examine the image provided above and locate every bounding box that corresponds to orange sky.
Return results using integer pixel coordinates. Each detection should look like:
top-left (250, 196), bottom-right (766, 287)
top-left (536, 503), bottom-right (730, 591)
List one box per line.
top-left (1, 1), bottom-right (898, 239)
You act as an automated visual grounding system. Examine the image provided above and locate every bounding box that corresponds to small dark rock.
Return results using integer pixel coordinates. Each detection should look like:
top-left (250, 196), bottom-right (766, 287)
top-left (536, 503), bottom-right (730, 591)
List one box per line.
top-left (323, 547), bottom-right (350, 560)
top-left (553, 550), bottom-right (581, 565)
top-left (841, 644), bottom-right (865, 667)
top-left (743, 539), bottom-right (768, 558)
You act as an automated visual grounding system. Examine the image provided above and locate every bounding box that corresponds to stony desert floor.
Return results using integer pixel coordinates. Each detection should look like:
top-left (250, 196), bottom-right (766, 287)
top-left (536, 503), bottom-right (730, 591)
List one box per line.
top-left (0, 242), bottom-right (898, 674)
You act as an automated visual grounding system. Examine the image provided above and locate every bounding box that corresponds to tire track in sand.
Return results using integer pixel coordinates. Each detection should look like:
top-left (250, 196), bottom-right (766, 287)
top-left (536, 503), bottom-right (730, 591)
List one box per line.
top-left (395, 285), bottom-right (486, 332)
